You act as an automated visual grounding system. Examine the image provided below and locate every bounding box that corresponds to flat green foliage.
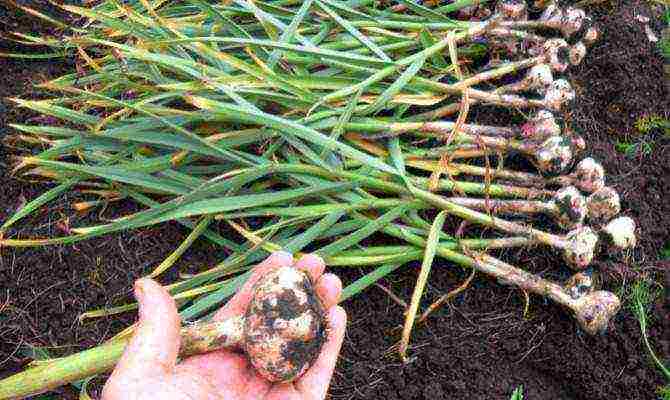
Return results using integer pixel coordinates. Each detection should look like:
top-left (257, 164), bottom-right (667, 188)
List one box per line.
top-left (2, 0), bottom-right (507, 343)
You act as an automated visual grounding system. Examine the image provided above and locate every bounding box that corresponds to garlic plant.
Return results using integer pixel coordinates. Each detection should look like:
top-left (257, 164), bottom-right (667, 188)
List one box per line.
top-left (0, 0), bottom-right (635, 398)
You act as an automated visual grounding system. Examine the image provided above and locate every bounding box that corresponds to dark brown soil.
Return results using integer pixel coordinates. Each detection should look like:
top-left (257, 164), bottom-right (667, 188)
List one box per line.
top-left (1, 1), bottom-right (669, 399)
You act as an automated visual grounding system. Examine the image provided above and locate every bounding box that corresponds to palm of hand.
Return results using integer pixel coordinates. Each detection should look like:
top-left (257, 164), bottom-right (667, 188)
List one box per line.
top-left (102, 252), bottom-right (346, 400)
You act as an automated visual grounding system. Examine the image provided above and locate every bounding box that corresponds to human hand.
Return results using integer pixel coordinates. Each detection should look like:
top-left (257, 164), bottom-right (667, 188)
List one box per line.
top-left (102, 252), bottom-right (346, 400)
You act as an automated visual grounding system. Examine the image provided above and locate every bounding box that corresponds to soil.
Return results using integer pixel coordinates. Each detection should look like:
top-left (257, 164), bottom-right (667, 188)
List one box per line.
top-left (0, 1), bottom-right (669, 399)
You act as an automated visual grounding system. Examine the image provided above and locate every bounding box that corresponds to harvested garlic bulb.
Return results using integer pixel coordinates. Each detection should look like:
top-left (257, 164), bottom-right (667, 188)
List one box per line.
top-left (181, 266), bottom-right (327, 383)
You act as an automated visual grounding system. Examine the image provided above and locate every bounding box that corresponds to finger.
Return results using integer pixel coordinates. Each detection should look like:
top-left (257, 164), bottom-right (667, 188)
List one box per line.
top-left (314, 273), bottom-right (342, 309)
top-left (213, 251), bottom-right (293, 321)
top-left (111, 279), bottom-right (180, 379)
top-left (293, 253), bottom-right (325, 283)
top-left (295, 306), bottom-right (347, 400)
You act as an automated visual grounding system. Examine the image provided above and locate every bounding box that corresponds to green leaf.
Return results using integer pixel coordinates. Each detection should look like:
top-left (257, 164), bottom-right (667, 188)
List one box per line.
top-left (148, 215), bottom-right (214, 278)
top-left (359, 52), bottom-right (427, 115)
top-left (1, 178), bottom-right (78, 231)
top-left (419, 29), bottom-right (449, 69)
top-left (140, 37), bottom-right (393, 67)
top-left (186, 0), bottom-right (255, 40)
top-left (435, 0), bottom-right (489, 14)
top-left (321, 88), bottom-right (362, 167)
top-left (399, 210), bottom-right (448, 359)
top-left (340, 263), bottom-right (403, 302)
top-left (315, 0), bottom-right (391, 62)
top-left (267, 0), bottom-right (315, 69)
top-left (18, 344), bottom-right (52, 361)
top-left (179, 272), bottom-right (251, 321)
top-left (185, 96), bottom-right (400, 176)
top-left (283, 211), bottom-right (344, 253)
top-left (153, 183), bottom-right (354, 223)
top-left (26, 159), bottom-right (191, 195)
top-left (317, 204), bottom-right (409, 256)
top-left (12, 99), bottom-right (100, 126)
top-left (61, 4), bottom-right (156, 39)
top-left (396, 0), bottom-right (453, 22)
top-left (510, 385), bottom-right (524, 400)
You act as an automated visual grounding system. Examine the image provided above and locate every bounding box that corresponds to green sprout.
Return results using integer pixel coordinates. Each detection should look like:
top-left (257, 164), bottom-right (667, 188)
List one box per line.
top-left (635, 114), bottom-right (670, 137)
top-left (510, 385), bottom-right (524, 400)
top-left (662, 242), bottom-right (670, 260)
top-left (629, 279), bottom-right (670, 382)
top-left (615, 140), bottom-right (654, 157)
top-left (660, 7), bottom-right (670, 60)
top-left (658, 385), bottom-right (670, 400)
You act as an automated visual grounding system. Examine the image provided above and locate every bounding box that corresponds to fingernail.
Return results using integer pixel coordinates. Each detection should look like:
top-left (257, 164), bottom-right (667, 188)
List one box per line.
top-left (270, 250), bottom-right (294, 264)
top-left (273, 250), bottom-right (293, 258)
top-left (302, 253), bottom-right (324, 264)
top-left (134, 279), bottom-right (149, 319)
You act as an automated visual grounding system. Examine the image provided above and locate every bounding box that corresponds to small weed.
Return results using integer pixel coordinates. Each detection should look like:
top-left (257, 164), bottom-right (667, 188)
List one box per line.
top-left (635, 114), bottom-right (670, 137)
top-left (661, 243), bottom-right (670, 260)
top-left (615, 140), bottom-right (654, 157)
top-left (661, 38), bottom-right (670, 61)
top-left (621, 113), bottom-right (670, 158)
top-left (510, 385), bottom-right (524, 400)
top-left (629, 280), bottom-right (670, 381)
top-left (658, 385), bottom-right (670, 400)
top-left (660, 7), bottom-right (670, 60)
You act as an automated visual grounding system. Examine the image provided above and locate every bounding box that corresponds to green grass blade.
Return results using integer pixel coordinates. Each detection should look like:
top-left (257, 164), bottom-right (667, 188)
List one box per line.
top-left (179, 272), bottom-right (251, 321)
top-left (147, 215), bottom-right (214, 278)
top-left (186, 0), bottom-right (255, 40)
top-left (315, 0), bottom-right (391, 62)
top-left (317, 204), bottom-right (409, 256)
top-left (0, 178), bottom-right (78, 231)
top-left (221, 198), bottom-right (409, 219)
top-left (318, 0), bottom-right (374, 20)
top-left (435, 0), bottom-right (489, 14)
top-left (185, 96), bottom-right (399, 175)
top-left (327, 250), bottom-right (422, 266)
top-left (399, 210), bottom-right (448, 361)
top-left (359, 52), bottom-right (427, 115)
top-left (142, 37), bottom-right (393, 67)
top-left (26, 159), bottom-right (191, 195)
top-left (282, 135), bottom-right (332, 171)
top-left (388, 136), bottom-right (409, 184)
top-left (136, 182), bottom-right (356, 225)
top-left (11, 99), bottom-right (100, 126)
top-left (267, 0), bottom-right (315, 69)
top-left (396, 0), bottom-right (453, 22)
top-left (283, 211), bottom-right (344, 253)
top-left (70, 89), bottom-right (251, 164)
top-left (339, 263), bottom-right (403, 302)
top-left (123, 187), bottom-right (243, 252)
top-left (0, 52), bottom-right (67, 59)
top-left (318, 64), bottom-right (397, 105)
top-left (61, 4), bottom-right (155, 39)
top-left (419, 29), bottom-right (449, 70)
top-left (10, 124), bottom-right (85, 138)
top-left (321, 88), bottom-right (361, 167)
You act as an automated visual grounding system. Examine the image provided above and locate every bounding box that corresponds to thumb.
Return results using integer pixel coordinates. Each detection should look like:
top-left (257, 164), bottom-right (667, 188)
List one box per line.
top-left (112, 279), bottom-right (181, 379)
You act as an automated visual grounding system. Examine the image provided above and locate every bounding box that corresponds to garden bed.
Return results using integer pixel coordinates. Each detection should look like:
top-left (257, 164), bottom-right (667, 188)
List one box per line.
top-left (0, 1), bottom-right (668, 398)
